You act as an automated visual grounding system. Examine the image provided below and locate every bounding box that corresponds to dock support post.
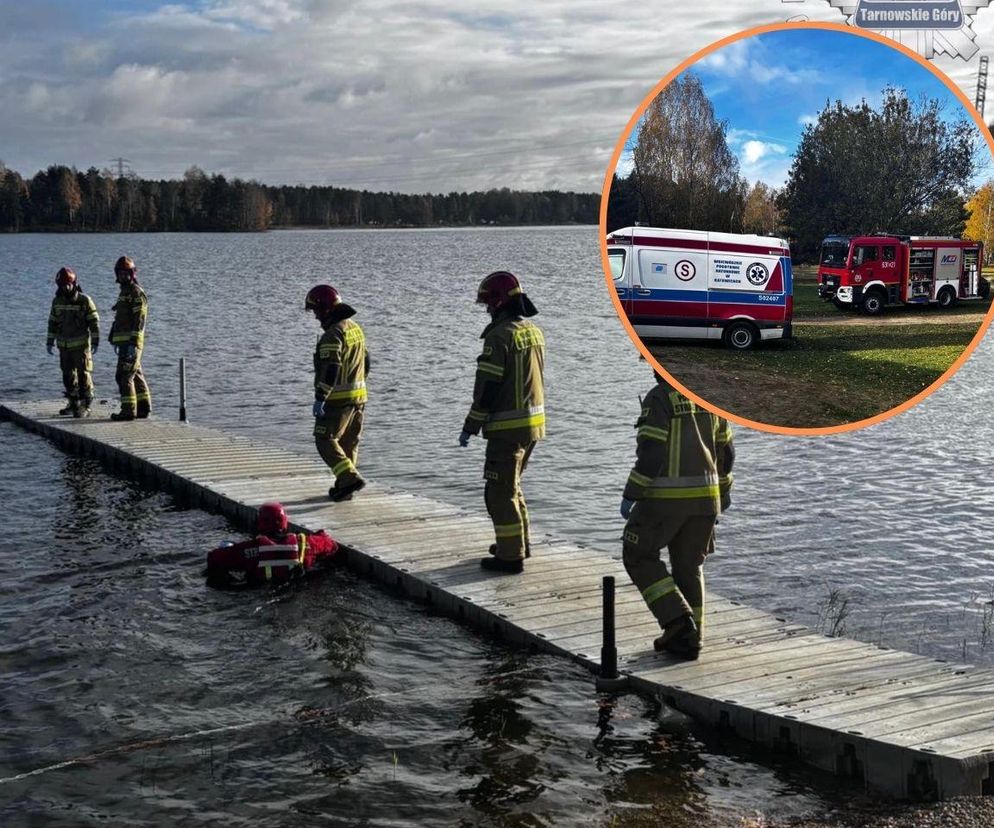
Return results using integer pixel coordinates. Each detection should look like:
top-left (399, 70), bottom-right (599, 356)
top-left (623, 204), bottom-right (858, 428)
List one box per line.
top-left (179, 358), bottom-right (188, 422)
top-left (595, 575), bottom-right (628, 691)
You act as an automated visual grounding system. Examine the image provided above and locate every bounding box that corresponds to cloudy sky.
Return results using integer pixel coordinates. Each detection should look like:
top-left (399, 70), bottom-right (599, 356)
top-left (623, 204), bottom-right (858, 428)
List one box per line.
top-left (2, 0), bottom-right (993, 193)
top-left (617, 28), bottom-right (991, 188)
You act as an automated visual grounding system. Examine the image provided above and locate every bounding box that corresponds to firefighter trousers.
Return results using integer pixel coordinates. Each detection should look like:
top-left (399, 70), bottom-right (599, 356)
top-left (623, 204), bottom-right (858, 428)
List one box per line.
top-left (314, 404), bottom-right (364, 487)
top-left (116, 351), bottom-right (151, 415)
top-left (622, 505), bottom-right (715, 638)
top-left (483, 438), bottom-right (535, 561)
top-left (59, 347), bottom-right (94, 405)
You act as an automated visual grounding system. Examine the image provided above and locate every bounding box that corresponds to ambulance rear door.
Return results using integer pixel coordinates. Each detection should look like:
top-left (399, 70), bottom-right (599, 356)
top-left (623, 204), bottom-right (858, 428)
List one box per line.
top-left (706, 233), bottom-right (789, 339)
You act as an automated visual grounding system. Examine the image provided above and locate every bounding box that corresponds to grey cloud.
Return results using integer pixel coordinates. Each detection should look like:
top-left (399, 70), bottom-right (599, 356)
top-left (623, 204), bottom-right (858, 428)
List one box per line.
top-left (0, 0), bottom-right (987, 193)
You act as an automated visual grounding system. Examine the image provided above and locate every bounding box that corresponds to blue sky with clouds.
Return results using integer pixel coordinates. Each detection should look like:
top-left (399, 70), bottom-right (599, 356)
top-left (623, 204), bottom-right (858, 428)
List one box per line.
top-left (619, 27), bottom-right (990, 190)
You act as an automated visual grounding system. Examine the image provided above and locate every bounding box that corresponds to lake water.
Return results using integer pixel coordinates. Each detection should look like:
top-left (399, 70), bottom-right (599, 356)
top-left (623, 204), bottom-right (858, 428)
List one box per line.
top-left (1, 227), bottom-right (992, 824)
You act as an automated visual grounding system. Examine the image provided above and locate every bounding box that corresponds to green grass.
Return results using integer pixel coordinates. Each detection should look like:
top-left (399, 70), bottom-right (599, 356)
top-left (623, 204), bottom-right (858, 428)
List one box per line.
top-left (650, 317), bottom-right (988, 427)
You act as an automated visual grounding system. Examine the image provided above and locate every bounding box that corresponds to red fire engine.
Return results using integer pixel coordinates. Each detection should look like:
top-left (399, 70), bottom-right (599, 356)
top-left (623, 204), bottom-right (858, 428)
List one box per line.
top-left (817, 234), bottom-right (988, 314)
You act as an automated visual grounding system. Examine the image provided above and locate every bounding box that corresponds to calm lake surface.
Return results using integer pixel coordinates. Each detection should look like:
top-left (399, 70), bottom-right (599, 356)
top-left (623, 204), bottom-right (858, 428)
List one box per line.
top-left (1, 227), bottom-right (992, 824)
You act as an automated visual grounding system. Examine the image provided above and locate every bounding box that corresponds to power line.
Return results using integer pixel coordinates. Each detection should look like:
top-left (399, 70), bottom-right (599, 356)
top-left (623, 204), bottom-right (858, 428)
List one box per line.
top-left (976, 56), bottom-right (988, 120)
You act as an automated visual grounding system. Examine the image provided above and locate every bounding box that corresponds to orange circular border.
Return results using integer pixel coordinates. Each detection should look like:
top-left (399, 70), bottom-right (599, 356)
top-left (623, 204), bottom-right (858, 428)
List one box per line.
top-left (598, 21), bottom-right (994, 437)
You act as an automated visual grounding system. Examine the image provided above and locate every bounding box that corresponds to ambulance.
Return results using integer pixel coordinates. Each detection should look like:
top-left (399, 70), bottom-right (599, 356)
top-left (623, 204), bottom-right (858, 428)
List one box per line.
top-left (606, 226), bottom-right (794, 349)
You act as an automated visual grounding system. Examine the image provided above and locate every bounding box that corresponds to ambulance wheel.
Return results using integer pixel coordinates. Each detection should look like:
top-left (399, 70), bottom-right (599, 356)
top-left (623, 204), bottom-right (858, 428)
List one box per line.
top-left (979, 277), bottom-right (990, 300)
top-left (937, 287), bottom-right (957, 309)
top-left (861, 290), bottom-right (886, 316)
top-left (723, 321), bottom-right (757, 350)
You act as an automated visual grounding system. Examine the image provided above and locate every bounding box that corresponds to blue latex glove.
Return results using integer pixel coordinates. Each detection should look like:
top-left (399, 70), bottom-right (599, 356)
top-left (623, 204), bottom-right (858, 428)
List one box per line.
top-left (91, 338), bottom-right (99, 354)
top-left (620, 498), bottom-right (635, 519)
top-left (124, 344), bottom-right (137, 361)
top-left (113, 344), bottom-right (119, 355)
top-left (312, 400), bottom-right (326, 418)
top-left (458, 430), bottom-right (471, 447)
top-left (46, 343), bottom-right (54, 356)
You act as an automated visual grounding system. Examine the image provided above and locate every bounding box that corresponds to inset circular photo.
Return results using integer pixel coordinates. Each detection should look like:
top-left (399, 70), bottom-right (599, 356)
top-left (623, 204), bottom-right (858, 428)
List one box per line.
top-left (601, 22), bottom-right (994, 434)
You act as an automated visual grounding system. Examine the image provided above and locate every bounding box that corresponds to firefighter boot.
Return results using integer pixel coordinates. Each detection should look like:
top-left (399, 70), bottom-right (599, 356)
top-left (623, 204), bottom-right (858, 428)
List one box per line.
top-left (136, 399), bottom-right (151, 419)
top-left (480, 556), bottom-right (523, 574)
top-left (111, 409), bottom-right (136, 421)
top-left (329, 477), bottom-right (366, 502)
top-left (59, 400), bottom-right (77, 416)
top-left (653, 615), bottom-right (699, 659)
top-left (488, 542), bottom-right (531, 559)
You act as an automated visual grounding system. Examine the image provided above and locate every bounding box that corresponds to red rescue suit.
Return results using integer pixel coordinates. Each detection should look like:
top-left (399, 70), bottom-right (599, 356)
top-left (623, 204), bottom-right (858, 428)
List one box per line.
top-left (206, 530), bottom-right (338, 587)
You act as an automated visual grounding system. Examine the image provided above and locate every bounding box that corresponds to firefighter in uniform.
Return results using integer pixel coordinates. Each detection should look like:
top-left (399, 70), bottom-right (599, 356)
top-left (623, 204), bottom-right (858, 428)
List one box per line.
top-left (620, 371), bottom-right (734, 659)
top-left (46, 267), bottom-right (100, 418)
top-left (306, 284), bottom-right (370, 502)
top-left (109, 256), bottom-right (152, 421)
top-left (459, 271), bottom-right (545, 574)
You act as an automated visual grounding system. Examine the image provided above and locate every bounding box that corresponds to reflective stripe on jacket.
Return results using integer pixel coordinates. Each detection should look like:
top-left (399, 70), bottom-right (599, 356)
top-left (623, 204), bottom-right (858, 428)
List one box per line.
top-left (463, 317), bottom-right (546, 443)
top-left (47, 291), bottom-right (99, 350)
top-left (623, 384), bottom-right (734, 516)
top-left (205, 530), bottom-right (338, 586)
top-left (110, 286), bottom-right (148, 347)
top-left (314, 319), bottom-right (368, 406)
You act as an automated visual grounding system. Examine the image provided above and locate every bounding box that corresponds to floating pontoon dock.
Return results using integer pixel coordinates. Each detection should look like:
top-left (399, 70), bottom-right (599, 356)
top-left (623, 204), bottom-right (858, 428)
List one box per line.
top-left (3, 398), bottom-right (994, 800)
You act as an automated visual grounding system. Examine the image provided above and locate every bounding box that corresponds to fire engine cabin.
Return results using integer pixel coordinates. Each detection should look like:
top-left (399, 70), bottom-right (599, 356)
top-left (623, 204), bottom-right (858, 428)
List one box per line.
top-left (817, 234), bottom-right (987, 315)
top-left (606, 226), bottom-right (793, 350)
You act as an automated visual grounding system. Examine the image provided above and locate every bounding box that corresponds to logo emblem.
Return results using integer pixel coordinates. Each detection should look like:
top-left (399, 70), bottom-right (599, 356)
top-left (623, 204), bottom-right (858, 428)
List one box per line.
top-left (746, 262), bottom-right (769, 285)
top-left (813, 0), bottom-right (991, 59)
top-left (675, 260), bottom-right (696, 281)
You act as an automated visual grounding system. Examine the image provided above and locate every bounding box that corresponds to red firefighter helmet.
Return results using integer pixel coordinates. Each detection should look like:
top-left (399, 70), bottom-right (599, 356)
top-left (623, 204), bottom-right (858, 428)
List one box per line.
top-left (55, 267), bottom-right (77, 289)
top-left (115, 256), bottom-right (137, 283)
top-left (476, 271), bottom-right (521, 313)
top-left (476, 270), bottom-right (538, 316)
top-left (257, 502), bottom-right (288, 535)
top-left (305, 284), bottom-right (342, 317)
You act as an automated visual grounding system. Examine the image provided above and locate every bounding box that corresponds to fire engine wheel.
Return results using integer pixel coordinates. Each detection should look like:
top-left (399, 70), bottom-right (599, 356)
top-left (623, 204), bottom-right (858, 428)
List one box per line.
top-left (723, 321), bottom-right (758, 351)
top-left (861, 291), bottom-right (886, 316)
top-left (937, 287), bottom-right (957, 309)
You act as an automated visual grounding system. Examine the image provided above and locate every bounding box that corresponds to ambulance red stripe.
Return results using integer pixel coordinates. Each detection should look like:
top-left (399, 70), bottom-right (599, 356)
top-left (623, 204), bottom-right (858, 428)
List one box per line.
top-left (607, 234), bottom-right (788, 257)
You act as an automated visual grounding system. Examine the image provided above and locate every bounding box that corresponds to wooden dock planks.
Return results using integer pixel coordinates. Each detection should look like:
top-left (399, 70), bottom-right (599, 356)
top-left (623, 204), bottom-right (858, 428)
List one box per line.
top-left (3, 398), bottom-right (993, 801)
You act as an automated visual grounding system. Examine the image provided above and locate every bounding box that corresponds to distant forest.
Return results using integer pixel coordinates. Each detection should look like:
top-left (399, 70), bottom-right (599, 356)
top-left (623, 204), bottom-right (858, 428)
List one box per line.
top-left (0, 163), bottom-right (599, 232)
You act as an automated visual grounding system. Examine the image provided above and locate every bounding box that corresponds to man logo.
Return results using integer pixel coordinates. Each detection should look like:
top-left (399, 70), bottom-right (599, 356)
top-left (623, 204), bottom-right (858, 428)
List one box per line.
top-left (813, 0), bottom-right (991, 59)
top-left (746, 262), bottom-right (769, 285)
top-left (941, 254), bottom-right (958, 263)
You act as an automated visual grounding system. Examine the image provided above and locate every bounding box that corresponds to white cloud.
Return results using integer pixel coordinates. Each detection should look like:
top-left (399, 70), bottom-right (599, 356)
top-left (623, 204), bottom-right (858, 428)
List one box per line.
top-left (700, 38), bottom-right (822, 87)
top-left (742, 139), bottom-right (786, 164)
top-left (798, 114), bottom-right (817, 126)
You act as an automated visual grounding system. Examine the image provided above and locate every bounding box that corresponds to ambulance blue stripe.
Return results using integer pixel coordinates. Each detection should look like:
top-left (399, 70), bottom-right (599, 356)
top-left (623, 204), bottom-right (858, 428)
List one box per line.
top-left (626, 288), bottom-right (787, 306)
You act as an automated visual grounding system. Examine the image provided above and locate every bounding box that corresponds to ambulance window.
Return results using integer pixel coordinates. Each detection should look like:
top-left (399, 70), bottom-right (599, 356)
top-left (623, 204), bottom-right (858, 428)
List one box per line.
top-left (854, 245), bottom-right (878, 265)
top-left (882, 246), bottom-right (896, 261)
top-left (608, 249), bottom-right (626, 281)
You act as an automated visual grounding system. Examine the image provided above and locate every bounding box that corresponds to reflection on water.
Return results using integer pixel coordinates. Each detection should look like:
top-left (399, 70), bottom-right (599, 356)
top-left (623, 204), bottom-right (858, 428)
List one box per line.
top-left (2, 228), bottom-right (993, 822)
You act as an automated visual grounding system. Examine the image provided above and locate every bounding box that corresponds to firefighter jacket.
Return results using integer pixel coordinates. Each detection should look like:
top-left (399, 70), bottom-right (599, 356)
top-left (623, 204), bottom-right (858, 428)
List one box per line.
top-left (205, 530), bottom-right (338, 587)
top-left (47, 290), bottom-right (99, 351)
top-left (623, 384), bottom-right (734, 516)
top-left (314, 318), bottom-right (368, 407)
top-left (109, 285), bottom-right (149, 349)
top-left (463, 315), bottom-right (546, 443)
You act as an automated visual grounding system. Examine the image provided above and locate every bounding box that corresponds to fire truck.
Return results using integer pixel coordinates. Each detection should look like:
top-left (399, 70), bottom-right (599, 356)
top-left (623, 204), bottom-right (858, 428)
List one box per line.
top-left (817, 234), bottom-right (988, 314)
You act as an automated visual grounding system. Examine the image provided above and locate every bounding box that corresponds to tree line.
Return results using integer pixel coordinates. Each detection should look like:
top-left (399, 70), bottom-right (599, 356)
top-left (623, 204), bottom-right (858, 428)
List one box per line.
top-left (607, 72), bottom-right (978, 263)
top-left (0, 163), bottom-right (599, 232)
